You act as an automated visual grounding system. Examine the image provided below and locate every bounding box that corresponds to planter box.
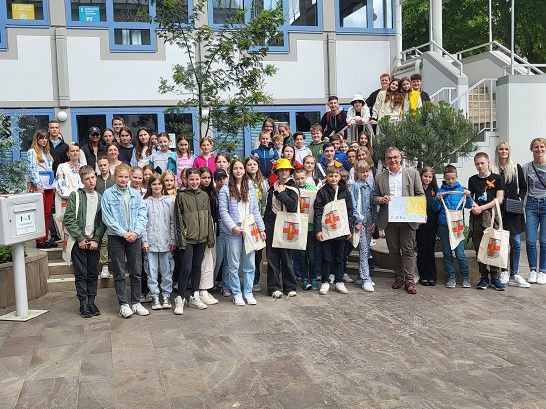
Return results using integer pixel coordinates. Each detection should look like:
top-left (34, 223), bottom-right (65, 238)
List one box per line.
top-left (0, 248), bottom-right (48, 309)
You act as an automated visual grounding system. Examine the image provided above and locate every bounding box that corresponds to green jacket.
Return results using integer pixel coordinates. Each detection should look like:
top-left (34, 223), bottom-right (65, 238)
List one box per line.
top-left (175, 188), bottom-right (215, 250)
top-left (64, 189), bottom-right (107, 243)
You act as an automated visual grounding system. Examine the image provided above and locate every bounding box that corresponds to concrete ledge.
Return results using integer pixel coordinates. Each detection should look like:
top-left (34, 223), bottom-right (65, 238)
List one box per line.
top-left (0, 248), bottom-right (48, 308)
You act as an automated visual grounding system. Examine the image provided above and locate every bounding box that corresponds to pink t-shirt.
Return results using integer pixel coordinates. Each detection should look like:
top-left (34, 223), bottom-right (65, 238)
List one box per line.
top-left (193, 154), bottom-right (216, 173)
top-left (177, 154), bottom-right (194, 186)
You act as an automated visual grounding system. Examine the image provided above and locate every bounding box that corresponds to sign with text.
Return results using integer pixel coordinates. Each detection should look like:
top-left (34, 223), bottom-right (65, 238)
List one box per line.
top-left (388, 196), bottom-right (426, 223)
top-left (79, 6), bottom-right (100, 22)
top-left (12, 4), bottom-right (35, 20)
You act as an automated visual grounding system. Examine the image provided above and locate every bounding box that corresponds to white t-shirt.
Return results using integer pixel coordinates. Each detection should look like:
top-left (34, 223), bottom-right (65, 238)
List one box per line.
top-left (85, 192), bottom-right (98, 239)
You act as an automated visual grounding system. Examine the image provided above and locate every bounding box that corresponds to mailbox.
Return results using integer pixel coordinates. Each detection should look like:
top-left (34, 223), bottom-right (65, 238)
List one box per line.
top-left (0, 193), bottom-right (45, 246)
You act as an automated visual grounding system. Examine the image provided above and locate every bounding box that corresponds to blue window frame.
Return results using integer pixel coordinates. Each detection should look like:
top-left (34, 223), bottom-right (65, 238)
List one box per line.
top-left (0, 0), bottom-right (50, 50)
top-left (208, 0), bottom-right (322, 53)
top-left (65, 0), bottom-right (168, 52)
top-left (0, 109), bottom-right (54, 161)
top-left (336, 0), bottom-right (395, 34)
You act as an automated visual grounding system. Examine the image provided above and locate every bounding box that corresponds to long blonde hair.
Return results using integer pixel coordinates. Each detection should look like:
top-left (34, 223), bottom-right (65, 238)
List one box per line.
top-left (491, 141), bottom-right (517, 184)
top-left (30, 129), bottom-right (53, 163)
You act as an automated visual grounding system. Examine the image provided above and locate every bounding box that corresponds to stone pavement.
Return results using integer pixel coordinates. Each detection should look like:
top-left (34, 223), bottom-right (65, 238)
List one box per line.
top-left (2, 259), bottom-right (546, 409)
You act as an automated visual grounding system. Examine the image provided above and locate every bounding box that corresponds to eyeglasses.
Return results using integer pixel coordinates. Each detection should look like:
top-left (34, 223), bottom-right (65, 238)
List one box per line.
top-left (386, 155), bottom-right (400, 160)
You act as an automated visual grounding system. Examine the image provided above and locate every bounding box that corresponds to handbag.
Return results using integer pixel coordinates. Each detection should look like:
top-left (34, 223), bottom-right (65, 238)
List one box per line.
top-left (477, 199), bottom-right (510, 269)
top-left (241, 201), bottom-right (266, 255)
top-left (441, 194), bottom-right (466, 250)
top-left (62, 192), bottom-right (79, 267)
top-left (273, 186), bottom-right (308, 250)
top-left (351, 186), bottom-right (362, 247)
top-left (505, 169), bottom-right (524, 214)
top-left (321, 186), bottom-right (351, 241)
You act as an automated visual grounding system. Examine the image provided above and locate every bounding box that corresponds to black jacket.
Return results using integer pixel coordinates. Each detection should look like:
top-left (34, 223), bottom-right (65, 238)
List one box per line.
top-left (81, 141), bottom-right (106, 170)
top-left (320, 109), bottom-right (347, 137)
top-left (49, 139), bottom-right (68, 173)
top-left (313, 179), bottom-right (356, 236)
top-left (263, 179), bottom-right (299, 224)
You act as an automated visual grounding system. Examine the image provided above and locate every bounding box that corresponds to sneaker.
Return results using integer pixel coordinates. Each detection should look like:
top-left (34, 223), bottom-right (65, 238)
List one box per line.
top-left (233, 294), bottom-right (245, 306)
top-left (200, 291), bottom-right (219, 305)
top-left (328, 274), bottom-right (335, 284)
top-left (271, 290), bottom-right (283, 299)
top-left (244, 294), bottom-right (257, 305)
top-left (36, 241), bottom-right (53, 249)
top-left (287, 291), bottom-right (297, 297)
top-left (537, 272), bottom-right (546, 285)
top-left (499, 270), bottom-right (510, 284)
top-left (139, 295), bottom-right (146, 303)
top-left (445, 278), bottom-right (456, 288)
top-left (189, 295), bottom-right (208, 309)
top-left (311, 279), bottom-right (319, 290)
top-left (343, 273), bottom-right (354, 283)
top-left (362, 281), bottom-right (374, 292)
top-left (173, 296), bottom-right (185, 315)
top-left (132, 303), bottom-right (150, 316)
top-left (151, 297), bottom-right (162, 310)
top-left (302, 280), bottom-right (312, 291)
top-left (88, 303), bottom-right (101, 316)
top-left (252, 283), bottom-right (261, 292)
top-left (528, 270), bottom-right (537, 284)
top-left (221, 289), bottom-right (232, 297)
top-left (319, 283), bottom-right (330, 295)
top-left (52, 234), bottom-right (63, 243)
top-left (462, 277), bottom-right (472, 288)
top-left (489, 277), bottom-right (506, 291)
top-left (477, 277), bottom-right (489, 290)
top-left (356, 278), bottom-right (363, 285)
top-left (162, 295), bottom-right (172, 309)
top-left (79, 304), bottom-right (92, 318)
top-left (47, 238), bottom-right (59, 247)
top-left (508, 274), bottom-right (531, 288)
top-left (119, 304), bottom-right (133, 318)
top-left (100, 265), bottom-right (111, 279)
top-left (335, 282), bottom-right (349, 294)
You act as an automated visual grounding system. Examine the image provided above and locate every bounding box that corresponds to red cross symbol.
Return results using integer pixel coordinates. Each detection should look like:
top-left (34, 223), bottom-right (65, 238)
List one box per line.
top-left (300, 197), bottom-right (310, 214)
top-left (283, 222), bottom-right (299, 241)
top-left (250, 223), bottom-right (259, 243)
top-left (487, 239), bottom-right (500, 257)
top-left (325, 211), bottom-right (340, 230)
top-left (451, 220), bottom-right (464, 238)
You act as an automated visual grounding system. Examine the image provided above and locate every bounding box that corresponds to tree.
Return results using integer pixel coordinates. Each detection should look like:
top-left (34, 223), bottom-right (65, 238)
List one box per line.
top-left (373, 102), bottom-right (480, 173)
top-left (402, 0), bottom-right (546, 64)
top-left (0, 113), bottom-right (27, 195)
top-left (151, 0), bottom-right (285, 152)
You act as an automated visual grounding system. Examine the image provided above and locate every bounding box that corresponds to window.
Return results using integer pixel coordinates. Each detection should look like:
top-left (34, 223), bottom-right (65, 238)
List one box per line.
top-left (65, 0), bottom-right (160, 52)
top-left (115, 113), bottom-right (158, 139)
top-left (0, 111), bottom-right (54, 161)
top-left (1, 0), bottom-right (50, 49)
top-left (212, 0), bottom-right (243, 24)
top-left (75, 114), bottom-right (107, 147)
top-left (337, 0), bottom-right (394, 33)
top-left (288, 0), bottom-right (318, 27)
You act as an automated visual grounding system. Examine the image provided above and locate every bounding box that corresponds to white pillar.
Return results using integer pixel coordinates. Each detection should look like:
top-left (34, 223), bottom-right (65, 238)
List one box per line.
top-left (430, 0), bottom-right (442, 51)
top-left (395, 0), bottom-right (403, 69)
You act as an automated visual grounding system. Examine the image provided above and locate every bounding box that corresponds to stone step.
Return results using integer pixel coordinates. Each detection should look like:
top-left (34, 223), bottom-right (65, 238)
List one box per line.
top-left (48, 259), bottom-right (74, 276)
top-left (39, 247), bottom-right (63, 260)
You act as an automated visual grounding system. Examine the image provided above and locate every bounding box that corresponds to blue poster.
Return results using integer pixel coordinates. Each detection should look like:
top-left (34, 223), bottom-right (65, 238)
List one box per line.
top-left (79, 6), bottom-right (100, 22)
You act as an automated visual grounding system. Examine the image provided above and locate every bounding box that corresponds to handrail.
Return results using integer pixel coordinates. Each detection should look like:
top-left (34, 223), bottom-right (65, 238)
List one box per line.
top-left (503, 64), bottom-right (546, 76)
top-left (430, 87), bottom-right (456, 99)
top-left (455, 41), bottom-right (544, 75)
top-left (450, 78), bottom-right (496, 105)
top-left (401, 40), bottom-right (464, 75)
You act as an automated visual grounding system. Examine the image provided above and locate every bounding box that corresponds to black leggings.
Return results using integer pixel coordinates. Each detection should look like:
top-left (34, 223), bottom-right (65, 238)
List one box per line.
top-left (178, 242), bottom-right (205, 297)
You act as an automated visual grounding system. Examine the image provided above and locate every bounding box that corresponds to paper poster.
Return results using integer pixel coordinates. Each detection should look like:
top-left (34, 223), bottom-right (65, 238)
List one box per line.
top-left (79, 6), bottom-right (101, 22)
top-left (12, 4), bottom-right (35, 20)
top-left (388, 196), bottom-right (426, 223)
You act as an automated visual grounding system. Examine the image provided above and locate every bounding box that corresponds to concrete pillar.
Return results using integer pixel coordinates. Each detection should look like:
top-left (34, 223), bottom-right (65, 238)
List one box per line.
top-left (430, 0), bottom-right (442, 51)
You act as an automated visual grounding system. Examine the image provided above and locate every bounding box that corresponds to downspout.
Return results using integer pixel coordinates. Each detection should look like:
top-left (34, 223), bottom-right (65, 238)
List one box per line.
top-left (395, 0), bottom-right (403, 71)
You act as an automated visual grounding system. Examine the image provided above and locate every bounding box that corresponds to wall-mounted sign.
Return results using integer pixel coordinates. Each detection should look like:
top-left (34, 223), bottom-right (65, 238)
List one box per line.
top-left (12, 4), bottom-right (35, 20)
top-left (79, 5), bottom-right (101, 22)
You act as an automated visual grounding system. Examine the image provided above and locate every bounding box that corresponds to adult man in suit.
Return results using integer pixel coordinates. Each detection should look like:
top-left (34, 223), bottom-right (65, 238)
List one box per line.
top-left (373, 147), bottom-right (424, 294)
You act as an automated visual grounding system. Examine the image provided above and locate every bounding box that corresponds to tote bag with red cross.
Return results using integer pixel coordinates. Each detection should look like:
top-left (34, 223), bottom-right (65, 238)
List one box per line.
top-left (477, 199), bottom-right (509, 269)
top-left (321, 186), bottom-right (351, 241)
top-left (441, 194), bottom-right (466, 250)
top-left (272, 187), bottom-right (308, 250)
top-left (241, 201), bottom-right (266, 255)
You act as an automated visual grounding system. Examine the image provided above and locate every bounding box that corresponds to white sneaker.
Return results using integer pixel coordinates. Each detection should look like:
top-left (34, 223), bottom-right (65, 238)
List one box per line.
top-left (162, 295), bottom-right (172, 309)
top-left (528, 270), bottom-right (537, 284)
top-left (199, 291), bottom-right (219, 305)
top-left (243, 294), bottom-right (257, 305)
top-left (329, 274), bottom-right (335, 284)
top-left (119, 304), bottom-right (133, 318)
top-left (173, 296), bottom-right (185, 315)
top-left (131, 303), bottom-right (150, 316)
top-left (343, 273), bottom-right (354, 283)
top-left (362, 281), bottom-right (375, 292)
top-left (189, 295), bottom-right (208, 309)
top-left (319, 283), bottom-right (330, 295)
top-left (370, 239), bottom-right (377, 247)
top-left (287, 291), bottom-right (297, 297)
top-left (151, 297), bottom-right (161, 310)
top-left (508, 274), bottom-right (531, 288)
top-left (499, 270), bottom-right (510, 284)
top-left (233, 294), bottom-right (245, 306)
top-left (100, 265), bottom-right (111, 279)
top-left (271, 290), bottom-right (283, 299)
top-left (335, 282), bottom-right (349, 294)
top-left (537, 272), bottom-right (546, 285)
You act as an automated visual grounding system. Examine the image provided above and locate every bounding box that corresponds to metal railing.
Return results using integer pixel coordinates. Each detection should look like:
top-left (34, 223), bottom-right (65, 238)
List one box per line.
top-left (503, 64), bottom-right (546, 76)
top-left (400, 40), bottom-right (464, 75)
top-left (450, 78), bottom-right (497, 136)
top-left (430, 87), bottom-right (456, 104)
top-left (455, 41), bottom-right (544, 75)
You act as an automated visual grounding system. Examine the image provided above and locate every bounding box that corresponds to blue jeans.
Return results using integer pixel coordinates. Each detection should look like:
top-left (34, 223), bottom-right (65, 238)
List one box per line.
top-left (526, 198), bottom-right (546, 272)
top-left (226, 233), bottom-right (255, 296)
top-left (437, 224), bottom-right (469, 278)
top-left (509, 232), bottom-right (521, 275)
top-left (145, 251), bottom-right (173, 298)
top-left (108, 235), bottom-right (142, 305)
top-left (214, 228), bottom-right (230, 291)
